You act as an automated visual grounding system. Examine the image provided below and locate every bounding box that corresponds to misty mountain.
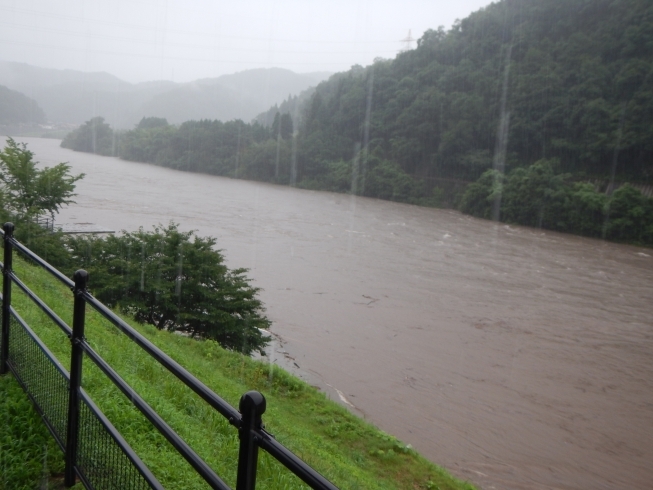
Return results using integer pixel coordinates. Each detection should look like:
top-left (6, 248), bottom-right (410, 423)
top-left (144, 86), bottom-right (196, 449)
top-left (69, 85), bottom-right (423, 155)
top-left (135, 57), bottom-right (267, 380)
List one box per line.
top-left (208, 69), bottom-right (329, 101)
top-left (0, 61), bottom-right (130, 91)
top-left (118, 68), bottom-right (332, 126)
top-left (0, 61), bottom-right (174, 127)
top-left (254, 87), bottom-right (317, 129)
top-left (0, 61), bottom-right (331, 128)
top-left (0, 84), bottom-right (45, 124)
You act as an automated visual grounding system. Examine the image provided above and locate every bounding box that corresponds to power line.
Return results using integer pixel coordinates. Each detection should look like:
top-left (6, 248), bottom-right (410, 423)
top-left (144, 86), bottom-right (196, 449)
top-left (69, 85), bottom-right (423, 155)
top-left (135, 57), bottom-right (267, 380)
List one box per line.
top-left (399, 29), bottom-right (415, 52)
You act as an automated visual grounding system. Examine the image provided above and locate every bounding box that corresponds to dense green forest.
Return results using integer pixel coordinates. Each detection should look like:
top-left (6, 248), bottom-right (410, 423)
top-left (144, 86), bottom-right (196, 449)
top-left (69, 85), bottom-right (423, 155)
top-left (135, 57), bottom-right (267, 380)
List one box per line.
top-left (62, 0), bottom-right (653, 244)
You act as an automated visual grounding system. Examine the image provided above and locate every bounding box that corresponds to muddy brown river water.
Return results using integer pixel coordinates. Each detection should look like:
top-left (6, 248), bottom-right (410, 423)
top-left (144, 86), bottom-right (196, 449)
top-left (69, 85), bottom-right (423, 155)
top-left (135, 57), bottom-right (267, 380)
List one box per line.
top-left (13, 137), bottom-right (653, 489)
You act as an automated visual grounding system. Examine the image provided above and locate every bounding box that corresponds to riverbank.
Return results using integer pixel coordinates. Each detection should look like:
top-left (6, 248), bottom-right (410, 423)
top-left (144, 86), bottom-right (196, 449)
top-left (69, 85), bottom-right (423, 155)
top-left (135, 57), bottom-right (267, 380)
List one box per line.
top-left (2, 254), bottom-right (475, 489)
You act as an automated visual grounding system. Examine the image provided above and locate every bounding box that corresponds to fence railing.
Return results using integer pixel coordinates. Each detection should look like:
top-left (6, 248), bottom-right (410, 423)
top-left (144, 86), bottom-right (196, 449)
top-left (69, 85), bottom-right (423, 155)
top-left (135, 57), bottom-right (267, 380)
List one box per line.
top-left (33, 213), bottom-right (55, 232)
top-left (0, 222), bottom-right (339, 490)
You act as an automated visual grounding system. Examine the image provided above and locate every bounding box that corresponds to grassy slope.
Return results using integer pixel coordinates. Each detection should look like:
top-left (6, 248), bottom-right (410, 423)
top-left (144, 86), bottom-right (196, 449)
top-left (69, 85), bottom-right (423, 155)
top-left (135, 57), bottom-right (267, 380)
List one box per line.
top-left (0, 375), bottom-right (66, 490)
top-left (2, 256), bottom-right (475, 490)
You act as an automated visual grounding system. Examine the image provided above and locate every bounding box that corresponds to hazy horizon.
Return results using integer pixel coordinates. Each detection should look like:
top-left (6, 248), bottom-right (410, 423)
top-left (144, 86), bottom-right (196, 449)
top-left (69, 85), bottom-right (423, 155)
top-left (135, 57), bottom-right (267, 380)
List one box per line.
top-left (0, 60), bottom-right (334, 86)
top-left (0, 0), bottom-right (493, 84)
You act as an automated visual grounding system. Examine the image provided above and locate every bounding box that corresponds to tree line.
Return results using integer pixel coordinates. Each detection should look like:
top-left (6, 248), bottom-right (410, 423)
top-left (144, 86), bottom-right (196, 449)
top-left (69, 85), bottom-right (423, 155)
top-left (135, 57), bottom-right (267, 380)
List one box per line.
top-left (0, 138), bottom-right (270, 355)
top-left (460, 160), bottom-right (653, 243)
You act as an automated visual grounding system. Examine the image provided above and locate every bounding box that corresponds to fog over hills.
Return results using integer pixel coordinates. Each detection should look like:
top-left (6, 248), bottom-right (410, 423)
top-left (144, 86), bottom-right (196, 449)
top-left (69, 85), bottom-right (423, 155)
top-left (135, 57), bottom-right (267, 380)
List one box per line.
top-left (138, 68), bottom-right (331, 125)
top-left (0, 61), bottom-right (331, 128)
top-left (0, 84), bottom-right (46, 125)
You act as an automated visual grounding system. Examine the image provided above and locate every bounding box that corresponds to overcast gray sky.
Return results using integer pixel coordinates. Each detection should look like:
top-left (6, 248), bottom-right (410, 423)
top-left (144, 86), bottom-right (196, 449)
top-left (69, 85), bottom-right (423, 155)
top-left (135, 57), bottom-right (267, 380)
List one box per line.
top-left (0, 0), bottom-right (493, 84)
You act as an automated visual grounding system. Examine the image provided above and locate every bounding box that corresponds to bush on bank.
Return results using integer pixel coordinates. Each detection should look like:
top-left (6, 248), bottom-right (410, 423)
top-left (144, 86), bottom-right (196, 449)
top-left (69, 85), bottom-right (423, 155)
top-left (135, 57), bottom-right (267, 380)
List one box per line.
top-left (460, 159), bottom-right (653, 245)
top-left (0, 138), bottom-right (271, 355)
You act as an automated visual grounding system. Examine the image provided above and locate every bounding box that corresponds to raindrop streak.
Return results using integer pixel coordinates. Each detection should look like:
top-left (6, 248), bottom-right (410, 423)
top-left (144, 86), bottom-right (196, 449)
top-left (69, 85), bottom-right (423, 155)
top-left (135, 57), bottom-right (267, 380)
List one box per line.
top-left (175, 241), bottom-right (183, 298)
top-left (140, 242), bottom-right (145, 292)
top-left (602, 102), bottom-right (627, 239)
top-left (275, 126), bottom-right (281, 180)
top-left (348, 142), bottom-right (361, 256)
top-left (290, 133), bottom-right (297, 187)
top-left (492, 43), bottom-right (512, 223)
top-left (250, 186), bottom-right (260, 270)
top-left (360, 67), bottom-right (374, 196)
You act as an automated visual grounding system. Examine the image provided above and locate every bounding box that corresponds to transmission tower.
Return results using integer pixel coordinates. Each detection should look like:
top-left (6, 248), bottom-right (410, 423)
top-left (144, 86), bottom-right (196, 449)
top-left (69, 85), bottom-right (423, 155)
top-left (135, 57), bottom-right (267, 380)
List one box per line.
top-left (399, 29), bottom-right (415, 52)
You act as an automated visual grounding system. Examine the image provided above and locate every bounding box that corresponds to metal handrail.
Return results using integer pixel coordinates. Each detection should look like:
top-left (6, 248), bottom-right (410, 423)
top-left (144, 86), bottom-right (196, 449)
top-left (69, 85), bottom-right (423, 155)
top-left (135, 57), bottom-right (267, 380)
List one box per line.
top-left (9, 271), bottom-right (72, 337)
top-left (80, 340), bottom-right (231, 490)
top-left (82, 291), bottom-right (243, 426)
top-left (1, 222), bottom-right (340, 490)
top-left (1, 228), bottom-right (75, 288)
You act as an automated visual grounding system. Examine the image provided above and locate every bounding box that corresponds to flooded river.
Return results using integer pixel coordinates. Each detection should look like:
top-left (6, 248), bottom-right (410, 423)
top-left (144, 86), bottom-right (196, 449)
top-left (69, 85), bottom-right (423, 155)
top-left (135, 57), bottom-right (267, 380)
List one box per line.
top-left (15, 137), bottom-right (653, 489)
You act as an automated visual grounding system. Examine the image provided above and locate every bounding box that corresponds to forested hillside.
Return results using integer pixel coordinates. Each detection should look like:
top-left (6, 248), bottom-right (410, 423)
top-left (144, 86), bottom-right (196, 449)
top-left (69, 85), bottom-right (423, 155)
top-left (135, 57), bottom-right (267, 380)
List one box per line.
top-left (290, 0), bottom-right (652, 185)
top-left (0, 84), bottom-right (45, 124)
top-left (62, 0), bottom-right (653, 243)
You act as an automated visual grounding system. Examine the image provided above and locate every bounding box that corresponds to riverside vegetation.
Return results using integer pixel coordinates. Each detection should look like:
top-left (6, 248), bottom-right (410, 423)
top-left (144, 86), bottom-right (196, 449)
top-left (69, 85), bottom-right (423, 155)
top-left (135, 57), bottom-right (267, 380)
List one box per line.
top-left (61, 0), bottom-right (653, 246)
top-left (0, 138), bottom-right (271, 355)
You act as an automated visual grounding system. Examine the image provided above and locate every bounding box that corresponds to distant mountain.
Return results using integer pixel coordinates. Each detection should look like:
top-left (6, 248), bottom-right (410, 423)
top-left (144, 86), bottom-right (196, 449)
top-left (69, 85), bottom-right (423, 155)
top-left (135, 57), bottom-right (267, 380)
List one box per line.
top-left (0, 61), bottom-right (129, 90)
top-left (0, 61), bottom-right (331, 128)
top-left (206, 68), bottom-right (328, 103)
top-left (0, 84), bottom-right (45, 124)
top-left (0, 61), bottom-right (172, 127)
top-left (135, 68), bottom-right (332, 125)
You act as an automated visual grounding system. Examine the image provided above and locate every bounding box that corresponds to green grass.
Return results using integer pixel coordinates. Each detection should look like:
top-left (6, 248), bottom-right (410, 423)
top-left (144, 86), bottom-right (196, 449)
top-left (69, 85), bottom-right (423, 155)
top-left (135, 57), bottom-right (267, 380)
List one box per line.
top-left (0, 375), bottom-right (67, 490)
top-left (2, 256), bottom-right (476, 490)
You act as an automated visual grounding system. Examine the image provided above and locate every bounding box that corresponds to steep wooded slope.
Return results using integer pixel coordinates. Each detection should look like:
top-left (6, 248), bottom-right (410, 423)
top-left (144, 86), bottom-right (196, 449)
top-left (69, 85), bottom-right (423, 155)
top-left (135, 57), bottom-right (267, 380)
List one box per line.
top-left (294, 0), bottom-right (652, 184)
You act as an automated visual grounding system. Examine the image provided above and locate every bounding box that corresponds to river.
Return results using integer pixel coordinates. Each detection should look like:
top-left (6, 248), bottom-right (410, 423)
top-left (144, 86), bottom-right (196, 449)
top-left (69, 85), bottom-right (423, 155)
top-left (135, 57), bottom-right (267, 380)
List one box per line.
top-left (12, 137), bottom-right (653, 490)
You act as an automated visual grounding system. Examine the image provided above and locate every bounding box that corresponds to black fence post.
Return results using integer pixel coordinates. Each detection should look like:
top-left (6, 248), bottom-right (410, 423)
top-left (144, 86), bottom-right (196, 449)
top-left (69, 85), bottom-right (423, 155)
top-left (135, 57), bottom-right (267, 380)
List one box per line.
top-left (64, 269), bottom-right (89, 487)
top-left (0, 222), bottom-right (14, 375)
top-left (236, 391), bottom-right (266, 490)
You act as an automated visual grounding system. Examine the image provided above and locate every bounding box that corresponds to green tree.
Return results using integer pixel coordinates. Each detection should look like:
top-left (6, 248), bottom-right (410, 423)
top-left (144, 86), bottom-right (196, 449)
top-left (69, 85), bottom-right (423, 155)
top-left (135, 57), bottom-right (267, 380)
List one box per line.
top-left (564, 182), bottom-right (607, 237)
top-left (501, 159), bottom-right (571, 229)
top-left (0, 138), bottom-right (84, 220)
top-left (0, 138), bottom-right (83, 266)
top-left (459, 169), bottom-right (504, 219)
top-left (61, 117), bottom-right (116, 156)
top-left (604, 184), bottom-right (652, 243)
top-left (136, 117), bottom-right (169, 130)
top-left (271, 112), bottom-right (294, 140)
top-left (65, 223), bottom-right (271, 355)
top-left (364, 158), bottom-right (423, 202)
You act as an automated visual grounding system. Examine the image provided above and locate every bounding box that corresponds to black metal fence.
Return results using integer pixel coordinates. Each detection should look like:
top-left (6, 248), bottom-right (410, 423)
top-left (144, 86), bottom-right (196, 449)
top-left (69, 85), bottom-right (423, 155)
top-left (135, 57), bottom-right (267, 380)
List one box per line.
top-left (0, 222), bottom-right (339, 490)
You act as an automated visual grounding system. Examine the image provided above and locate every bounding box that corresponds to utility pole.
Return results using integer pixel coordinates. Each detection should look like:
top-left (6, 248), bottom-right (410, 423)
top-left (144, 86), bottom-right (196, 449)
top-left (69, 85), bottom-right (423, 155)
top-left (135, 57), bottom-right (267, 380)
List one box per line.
top-left (399, 29), bottom-right (415, 52)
